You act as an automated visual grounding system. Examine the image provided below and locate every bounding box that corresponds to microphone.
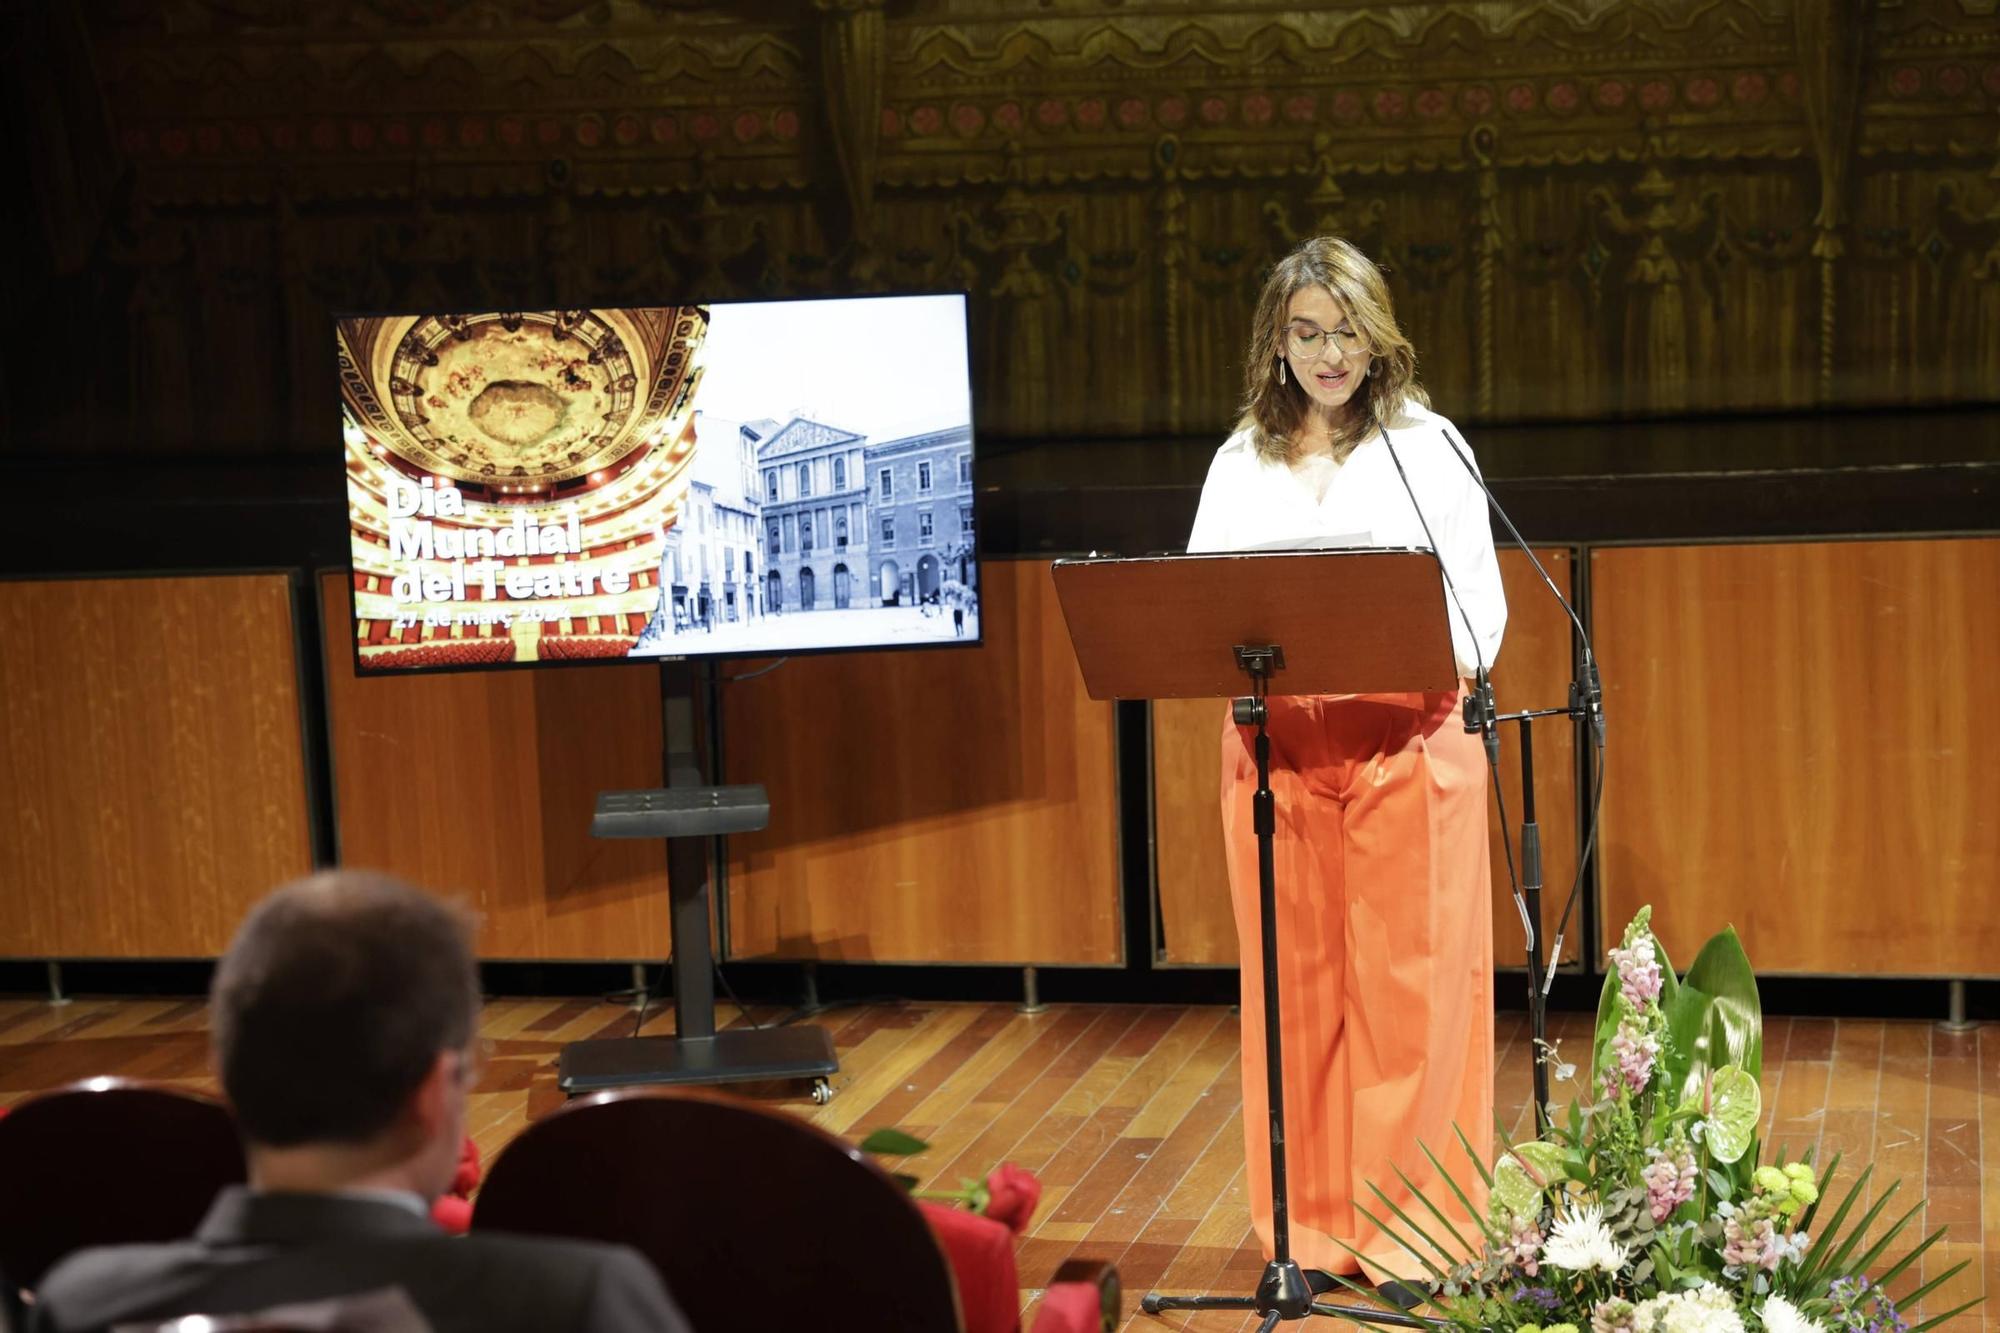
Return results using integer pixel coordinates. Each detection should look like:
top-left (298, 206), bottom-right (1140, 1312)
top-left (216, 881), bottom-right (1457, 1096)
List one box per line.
top-left (1433, 424), bottom-right (1606, 749)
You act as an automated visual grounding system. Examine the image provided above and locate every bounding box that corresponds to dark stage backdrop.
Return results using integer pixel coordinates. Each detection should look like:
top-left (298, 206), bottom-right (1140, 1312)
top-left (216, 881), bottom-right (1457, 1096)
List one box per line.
top-left (3, 1), bottom-right (1998, 459)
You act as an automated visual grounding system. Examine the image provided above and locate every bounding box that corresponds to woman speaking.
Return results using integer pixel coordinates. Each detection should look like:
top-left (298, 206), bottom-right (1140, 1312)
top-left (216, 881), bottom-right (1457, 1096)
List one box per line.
top-left (1187, 236), bottom-right (1507, 1297)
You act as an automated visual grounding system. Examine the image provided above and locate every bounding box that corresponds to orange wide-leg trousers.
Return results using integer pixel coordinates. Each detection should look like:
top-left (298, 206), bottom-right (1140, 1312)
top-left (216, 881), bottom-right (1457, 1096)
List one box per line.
top-left (1219, 690), bottom-right (1493, 1280)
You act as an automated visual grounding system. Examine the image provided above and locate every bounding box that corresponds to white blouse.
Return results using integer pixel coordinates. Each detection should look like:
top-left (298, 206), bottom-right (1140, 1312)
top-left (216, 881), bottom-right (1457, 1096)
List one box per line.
top-left (1186, 404), bottom-right (1508, 679)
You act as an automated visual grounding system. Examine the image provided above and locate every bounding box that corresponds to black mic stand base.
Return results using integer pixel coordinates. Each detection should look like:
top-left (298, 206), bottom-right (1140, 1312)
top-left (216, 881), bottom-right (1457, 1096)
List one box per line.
top-left (1141, 1278), bottom-right (1437, 1329)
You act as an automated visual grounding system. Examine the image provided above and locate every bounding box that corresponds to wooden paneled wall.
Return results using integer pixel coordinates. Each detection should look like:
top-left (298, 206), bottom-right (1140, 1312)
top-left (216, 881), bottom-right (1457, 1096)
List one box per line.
top-left (1152, 548), bottom-right (1581, 968)
top-left (318, 572), bottom-right (671, 960)
top-left (1593, 538), bottom-right (2000, 978)
top-left (0, 575), bottom-right (315, 957)
top-left (9, 544), bottom-right (1993, 978)
top-left (720, 559), bottom-right (1123, 966)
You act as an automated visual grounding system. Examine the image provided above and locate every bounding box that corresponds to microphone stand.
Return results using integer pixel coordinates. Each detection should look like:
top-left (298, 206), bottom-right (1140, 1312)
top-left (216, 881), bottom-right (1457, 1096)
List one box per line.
top-left (1439, 423), bottom-right (1606, 1135)
top-left (1483, 700), bottom-right (1584, 1130)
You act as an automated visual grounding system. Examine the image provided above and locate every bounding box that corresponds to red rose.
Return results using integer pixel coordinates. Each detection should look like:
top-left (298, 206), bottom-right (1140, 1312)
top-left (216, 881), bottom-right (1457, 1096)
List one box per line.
top-left (429, 1194), bottom-right (471, 1234)
top-left (451, 1135), bottom-right (482, 1198)
top-left (980, 1163), bottom-right (1042, 1235)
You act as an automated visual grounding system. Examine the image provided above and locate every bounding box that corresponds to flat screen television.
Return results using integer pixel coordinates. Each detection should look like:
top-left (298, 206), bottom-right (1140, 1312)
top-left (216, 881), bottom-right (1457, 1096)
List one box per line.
top-left (337, 295), bottom-right (977, 674)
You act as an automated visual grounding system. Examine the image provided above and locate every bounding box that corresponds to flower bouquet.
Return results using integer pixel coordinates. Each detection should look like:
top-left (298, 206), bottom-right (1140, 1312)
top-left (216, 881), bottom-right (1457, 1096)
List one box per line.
top-left (1344, 907), bottom-right (1977, 1332)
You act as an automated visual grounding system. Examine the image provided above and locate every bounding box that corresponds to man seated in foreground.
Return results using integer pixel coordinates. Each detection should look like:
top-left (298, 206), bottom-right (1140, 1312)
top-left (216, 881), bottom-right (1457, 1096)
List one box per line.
top-left (32, 871), bottom-right (689, 1333)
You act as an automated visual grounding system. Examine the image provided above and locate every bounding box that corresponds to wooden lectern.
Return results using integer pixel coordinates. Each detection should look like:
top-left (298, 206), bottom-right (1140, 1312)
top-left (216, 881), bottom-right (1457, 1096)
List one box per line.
top-left (1052, 549), bottom-right (1456, 1330)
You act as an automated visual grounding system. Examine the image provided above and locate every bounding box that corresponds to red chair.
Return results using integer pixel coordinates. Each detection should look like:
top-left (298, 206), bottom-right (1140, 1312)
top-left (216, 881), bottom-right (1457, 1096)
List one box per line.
top-left (921, 1201), bottom-right (1117, 1333)
top-left (472, 1087), bottom-right (1116, 1333)
top-left (0, 1078), bottom-right (482, 1305)
top-left (0, 1079), bottom-right (245, 1295)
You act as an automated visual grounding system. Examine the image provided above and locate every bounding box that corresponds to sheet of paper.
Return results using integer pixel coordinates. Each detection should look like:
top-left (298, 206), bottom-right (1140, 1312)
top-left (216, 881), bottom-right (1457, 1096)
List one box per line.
top-left (1238, 531), bottom-right (1374, 552)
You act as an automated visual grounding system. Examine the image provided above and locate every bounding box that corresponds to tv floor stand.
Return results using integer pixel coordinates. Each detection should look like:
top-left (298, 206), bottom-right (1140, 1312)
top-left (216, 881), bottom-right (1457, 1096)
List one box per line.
top-left (557, 660), bottom-right (839, 1101)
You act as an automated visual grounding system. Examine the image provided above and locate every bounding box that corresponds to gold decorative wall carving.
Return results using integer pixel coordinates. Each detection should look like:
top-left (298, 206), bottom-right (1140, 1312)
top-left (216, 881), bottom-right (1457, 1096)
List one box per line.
top-left (9, 0), bottom-right (1996, 455)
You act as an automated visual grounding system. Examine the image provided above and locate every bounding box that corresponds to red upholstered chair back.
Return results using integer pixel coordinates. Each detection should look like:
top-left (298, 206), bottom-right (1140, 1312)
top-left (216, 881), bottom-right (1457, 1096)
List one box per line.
top-left (472, 1088), bottom-right (963, 1333)
top-left (0, 1079), bottom-right (246, 1292)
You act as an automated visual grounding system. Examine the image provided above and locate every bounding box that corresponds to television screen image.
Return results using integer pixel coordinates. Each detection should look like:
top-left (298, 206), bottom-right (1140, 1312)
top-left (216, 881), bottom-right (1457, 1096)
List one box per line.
top-left (337, 295), bottom-right (977, 674)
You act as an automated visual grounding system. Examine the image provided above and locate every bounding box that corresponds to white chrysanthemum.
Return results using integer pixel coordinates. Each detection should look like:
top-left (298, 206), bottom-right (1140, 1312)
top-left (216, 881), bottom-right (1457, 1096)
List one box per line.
top-left (1630, 1284), bottom-right (1746, 1333)
top-left (1539, 1204), bottom-right (1626, 1274)
top-left (1759, 1295), bottom-right (1826, 1333)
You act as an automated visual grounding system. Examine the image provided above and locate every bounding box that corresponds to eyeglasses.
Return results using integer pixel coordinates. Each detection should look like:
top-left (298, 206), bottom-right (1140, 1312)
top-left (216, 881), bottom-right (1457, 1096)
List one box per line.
top-left (1286, 321), bottom-right (1366, 361)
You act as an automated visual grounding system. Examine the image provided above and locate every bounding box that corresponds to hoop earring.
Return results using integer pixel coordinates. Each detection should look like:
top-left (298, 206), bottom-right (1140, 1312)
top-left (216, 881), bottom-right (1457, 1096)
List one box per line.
top-left (1277, 360), bottom-right (1287, 385)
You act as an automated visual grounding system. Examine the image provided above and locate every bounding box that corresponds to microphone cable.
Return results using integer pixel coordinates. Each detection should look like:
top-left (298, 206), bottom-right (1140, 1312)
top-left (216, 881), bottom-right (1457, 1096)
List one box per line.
top-left (1435, 423), bottom-right (1606, 994)
top-left (1377, 425), bottom-right (1533, 965)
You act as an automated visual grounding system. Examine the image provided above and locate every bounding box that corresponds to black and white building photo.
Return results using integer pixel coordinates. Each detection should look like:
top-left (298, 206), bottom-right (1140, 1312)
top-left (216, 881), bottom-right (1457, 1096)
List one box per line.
top-left (628, 294), bottom-right (978, 657)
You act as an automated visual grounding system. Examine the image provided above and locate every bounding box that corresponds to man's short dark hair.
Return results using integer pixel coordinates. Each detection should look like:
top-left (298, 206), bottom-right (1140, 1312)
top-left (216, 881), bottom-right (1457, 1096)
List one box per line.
top-left (212, 871), bottom-right (480, 1147)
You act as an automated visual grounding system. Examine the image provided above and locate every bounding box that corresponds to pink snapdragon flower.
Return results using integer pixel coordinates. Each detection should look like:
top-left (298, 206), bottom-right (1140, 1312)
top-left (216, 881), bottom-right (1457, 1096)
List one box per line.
top-left (1607, 1024), bottom-right (1659, 1097)
top-left (1641, 1146), bottom-right (1697, 1221)
top-left (1498, 1214), bottom-right (1545, 1276)
top-left (1606, 940), bottom-right (1663, 1007)
top-left (1722, 1213), bottom-right (1783, 1271)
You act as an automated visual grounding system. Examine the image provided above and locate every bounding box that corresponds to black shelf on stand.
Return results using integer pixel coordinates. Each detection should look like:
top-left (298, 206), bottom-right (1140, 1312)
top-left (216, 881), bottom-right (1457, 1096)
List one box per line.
top-left (557, 662), bottom-right (838, 1103)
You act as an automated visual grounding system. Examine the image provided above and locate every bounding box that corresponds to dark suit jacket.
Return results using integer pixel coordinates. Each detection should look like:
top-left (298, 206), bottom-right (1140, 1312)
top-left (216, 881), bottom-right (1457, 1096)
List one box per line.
top-left (29, 1188), bottom-right (690, 1333)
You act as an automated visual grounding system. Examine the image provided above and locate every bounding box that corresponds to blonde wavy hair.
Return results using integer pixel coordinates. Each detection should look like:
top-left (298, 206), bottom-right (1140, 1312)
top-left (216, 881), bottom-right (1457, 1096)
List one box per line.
top-left (1237, 236), bottom-right (1428, 465)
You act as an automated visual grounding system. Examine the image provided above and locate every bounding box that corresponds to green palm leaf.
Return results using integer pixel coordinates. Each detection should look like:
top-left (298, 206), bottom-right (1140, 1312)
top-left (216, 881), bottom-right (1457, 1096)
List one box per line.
top-left (1893, 1254), bottom-right (1970, 1311)
top-left (1351, 1202), bottom-right (1454, 1281)
top-left (1796, 1162), bottom-right (1872, 1281)
top-left (1362, 1183), bottom-right (1460, 1273)
top-left (1451, 1123), bottom-right (1496, 1190)
top-left (1418, 1140), bottom-right (1499, 1243)
top-left (1909, 1298), bottom-right (1983, 1333)
top-left (1843, 1200), bottom-right (1938, 1280)
top-left (1388, 1159), bottom-right (1480, 1257)
top-left (1807, 1177), bottom-right (1903, 1281)
top-left (1866, 1221), bottom-right (1944, 1290)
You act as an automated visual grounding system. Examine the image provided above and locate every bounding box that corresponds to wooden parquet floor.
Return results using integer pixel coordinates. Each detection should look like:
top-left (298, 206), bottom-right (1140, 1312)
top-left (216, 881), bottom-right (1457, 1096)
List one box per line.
top-left (0, 996), bottom-right (1991, 1329)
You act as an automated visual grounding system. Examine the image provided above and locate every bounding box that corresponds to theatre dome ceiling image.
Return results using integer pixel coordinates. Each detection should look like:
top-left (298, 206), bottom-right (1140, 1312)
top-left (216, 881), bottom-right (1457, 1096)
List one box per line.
top-left (336, 307), bottom-right (706, 494)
